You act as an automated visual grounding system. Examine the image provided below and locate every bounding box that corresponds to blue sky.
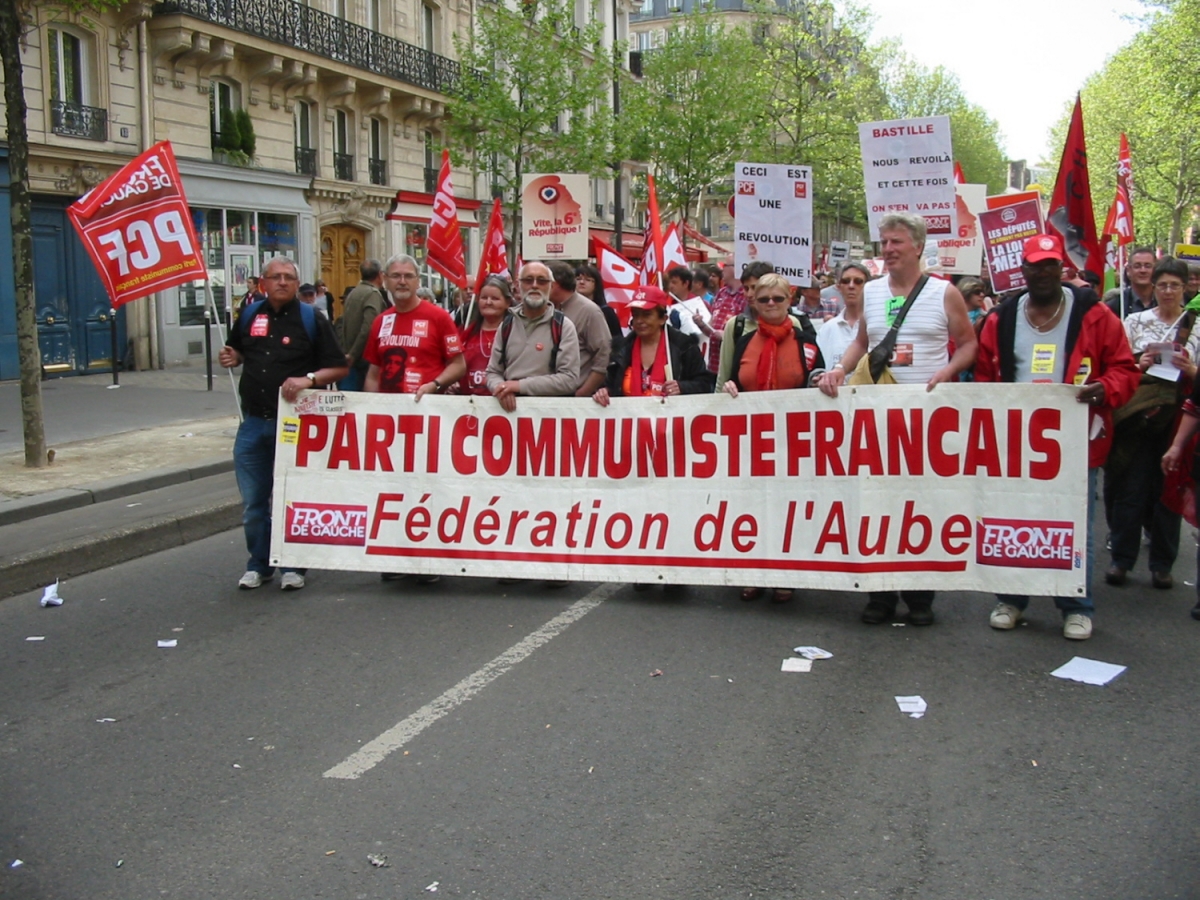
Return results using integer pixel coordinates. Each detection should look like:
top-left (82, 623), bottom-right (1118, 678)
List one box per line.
top-left (867, 0), bottom-right (1148, 164)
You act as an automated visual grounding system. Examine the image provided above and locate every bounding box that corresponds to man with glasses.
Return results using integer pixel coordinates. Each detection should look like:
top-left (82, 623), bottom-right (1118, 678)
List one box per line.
top-left (220, 257), bottom-right (348, 591)
top-left (1107, 246), bottom-right (1157, 318)
top-left (486, 261), bottom-right (580, 412)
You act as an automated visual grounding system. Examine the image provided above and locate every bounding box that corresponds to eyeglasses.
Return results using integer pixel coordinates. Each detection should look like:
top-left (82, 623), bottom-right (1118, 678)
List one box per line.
top-left (1156, 281), bottom-right (1185, 292)
top-left (757, 295), bottom-right (790, 304)
top-left (389, 272), bottom-right (419, 281)
top-left (839, 277), bottom-right (865, 286)
top-left (519, 277), bottom-right (552, 286)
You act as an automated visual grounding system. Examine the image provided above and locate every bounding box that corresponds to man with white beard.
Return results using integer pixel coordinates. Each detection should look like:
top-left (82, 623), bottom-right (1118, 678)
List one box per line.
top-left (486, 261), bottom-right (581, 411)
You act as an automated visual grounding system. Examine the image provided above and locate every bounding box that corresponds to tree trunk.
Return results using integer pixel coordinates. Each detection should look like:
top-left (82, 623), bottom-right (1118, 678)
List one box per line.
top-left (0, 0), bottom-right (46, 468)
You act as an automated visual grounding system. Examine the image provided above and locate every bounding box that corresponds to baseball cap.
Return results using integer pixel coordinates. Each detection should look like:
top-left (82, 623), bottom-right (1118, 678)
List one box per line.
top-left (298, 282), bottom-right (316, 295)
top-left (1023, 234), bottom-right (1064, 264)
top-left (628, 285), bottom-right (670, 310)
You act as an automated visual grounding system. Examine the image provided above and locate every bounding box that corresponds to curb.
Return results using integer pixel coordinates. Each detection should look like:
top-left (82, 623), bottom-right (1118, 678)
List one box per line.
top-left (0, 497), bottom-right (242, 600)
top-left (0, 456), bottom-right (235, 528)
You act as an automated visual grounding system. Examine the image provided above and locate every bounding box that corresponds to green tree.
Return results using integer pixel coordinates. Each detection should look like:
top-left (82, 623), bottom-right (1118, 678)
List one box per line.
top-left (448, 0), bottom-right (618, 260)
top-left (1048, 0), bottom-right (1200, 247)
top-left (235, 107), bottom-right (256, 159)
top-left (622, 11), bottom-right (770, 231)
top-left (879, 48), bottom-right (1007, 193)
top-left (752, 1), bottom-right (888, 230)
top-left (2, 0), bottom-right (126, 468)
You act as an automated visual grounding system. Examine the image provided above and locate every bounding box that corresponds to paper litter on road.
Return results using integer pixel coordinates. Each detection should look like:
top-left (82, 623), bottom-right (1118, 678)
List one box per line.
top-left (1050, 656), bottom-right (1126, 686)
top-left (781, 658), bottom-right (813, 673)
top-left (9, 859), bottom-right (23, 869)
top-left (26, 636), bottom-right (45, 642)
top-left (96, 718), bottom-right (116, 723)
top-left (157, 639), bottom-right (177, 648)
top-left (792, 646), bottom-right (833, 660)
top-left (40, 581), bottom-right (63, 607)
top-left (895, 695), bottom-right (927, 718)
top-left (367, 854), bottom-right (389, 868)
top-left (425, 882), bottom-right (440, 892)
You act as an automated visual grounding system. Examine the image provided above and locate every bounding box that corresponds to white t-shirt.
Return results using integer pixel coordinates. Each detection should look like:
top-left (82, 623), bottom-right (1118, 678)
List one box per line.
top-left (672, 295), bottom-right (712, 359)
top-left (863, 276), bottom-right (949, 385)
top-left (816, 310), bottom-right (858, 371)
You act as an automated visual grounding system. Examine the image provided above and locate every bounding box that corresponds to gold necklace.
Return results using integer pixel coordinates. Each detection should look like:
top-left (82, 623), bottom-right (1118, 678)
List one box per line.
top-left (1024, 291), bottom-right (1066, 333)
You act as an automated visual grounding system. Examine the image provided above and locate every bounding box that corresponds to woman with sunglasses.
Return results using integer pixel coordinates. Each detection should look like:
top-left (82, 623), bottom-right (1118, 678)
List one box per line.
top-left (722, 272), bottom-right (825, 603)
top-left (817, 262), bottom-right (869, 372)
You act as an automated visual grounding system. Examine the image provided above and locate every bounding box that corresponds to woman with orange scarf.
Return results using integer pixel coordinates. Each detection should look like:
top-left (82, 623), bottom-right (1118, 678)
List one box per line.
top-left (723, 273), bottom-right (825, 601)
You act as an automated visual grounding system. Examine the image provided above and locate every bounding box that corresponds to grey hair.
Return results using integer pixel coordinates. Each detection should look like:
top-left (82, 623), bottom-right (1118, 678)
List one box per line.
top-left (261, 256), bottom-right (300, 279)
top-left (384, 254), bottom-right (421, 273)
top-left (836, 261), bottom-right (871, 282)
top-left (878, 213), bottom-right (927, 247)
top-left (416, 288), bottom-right (436, 301)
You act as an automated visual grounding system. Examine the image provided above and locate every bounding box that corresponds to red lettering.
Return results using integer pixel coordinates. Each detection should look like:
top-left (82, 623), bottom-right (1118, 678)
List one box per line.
top-left (296, 415), bottom-right (329, 467)
top-left (815, 411), bottom-right (846, 476)
top-left (603, 418), bottom-right (633, 479)
top-left (426, 415), bottom-right (440, 474)
top-left (857, 515), bottom-right (890, 556)
top-left (941, 514), bottom-right (971, 554)
top-left (437, 496), bottom-right (470, 543)
top-left (369, 492), bottom-right (404, 540)
top-left (364, 413), bottom-right (395, 472)
top-left (750, 413), bottom-right (775, 476)
top-left (786, 412), bottom-right (811, 477)
top-left (405, 501), bottom-right (431, 542)
top-left (1028, 408), bottom-right (1062, 480)
top-left (482, 415), bottom-right (513, 476)
top-left (731, 514), bottom-right (757, 552)
top-left (887, 408), bottom-right (922, 475)
top-left (517, 417), bottom-right (557, 476)
top-left (328, 414), bottom-right (361, 470)
top-left (815, 502), bottom-right (848, 554)
top-left (672, 417), bottom-right (687, 476)
top-left (451, 414), bottom-right (478, 475)
top-left (690, 415), bottom-right (718, 478)
top-left (720, 415), bottom-right (748, 476)
top-left (928, 408), bottom-right (959, 477)
top-left (1006, 409), bottom-right (1022, 478)
top-left (561, 418), bottom-right (599, 477)
top-left (397, 415), bottom-right (424, 473)
top-left (898, 500), bottom-right (931, 554)
top-left (636, 417), bottom-right (668, 478)
top-left (848, 409), bottom-right (883, 475)
top-left (530, 511), bottom-right (557, 546)
top-left (694, 501), bottom-right (727, 551)
top-left (964, 409), bottom-right (1001, 477)
top-left (639, 513), bottom-right (668, 550)
top-left (604, 513), bottom-right (633, 549)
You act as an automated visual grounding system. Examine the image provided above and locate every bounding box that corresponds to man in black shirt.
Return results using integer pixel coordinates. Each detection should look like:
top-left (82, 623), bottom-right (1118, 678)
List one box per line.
top-left (220, 257), bottom-right (347, 591)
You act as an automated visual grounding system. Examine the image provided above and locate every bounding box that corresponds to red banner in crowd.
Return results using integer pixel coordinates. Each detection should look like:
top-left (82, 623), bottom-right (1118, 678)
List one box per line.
top-left (1048, 95), bottom-right (1103, 276)
top-left (979, 198), bottom-right (1045, 293)
top-left (473, 197), bottom-right (510, 294)
top-left (593, 237), bottom-right (639, 327)
top-left (1102, 132), bottom-right (1134, 246)
top-left (66, 141), bottom-right (206, 307)
top-left (427, 148), bottom-right (467, 289)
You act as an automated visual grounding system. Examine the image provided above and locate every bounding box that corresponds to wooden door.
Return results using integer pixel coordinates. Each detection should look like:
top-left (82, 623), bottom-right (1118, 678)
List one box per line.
top-left (320, 224), bottom-right (368, 320)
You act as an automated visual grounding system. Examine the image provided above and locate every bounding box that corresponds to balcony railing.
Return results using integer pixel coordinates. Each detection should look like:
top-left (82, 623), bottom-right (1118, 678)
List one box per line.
top-left (295, 146), bottom-right (317, 176)
top-left (154, 0), bottom-right (462, 95)
top-left (51, 100), bottom-right (107, 141)
top-left (369, 157), bottom-right (387, 186)
top-left (424, 166), bottom-right (439, 193)
top-left (334, 152), bottom-right (355, 181)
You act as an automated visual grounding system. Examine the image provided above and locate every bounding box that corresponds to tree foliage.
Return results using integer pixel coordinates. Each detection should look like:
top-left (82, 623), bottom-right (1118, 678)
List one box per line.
top-left (622, 11), bottom-right (769, 226)
top-left (1048, 0), bottom-right (1200, 247)
top-left (447, 0), bottom-right (617, 256)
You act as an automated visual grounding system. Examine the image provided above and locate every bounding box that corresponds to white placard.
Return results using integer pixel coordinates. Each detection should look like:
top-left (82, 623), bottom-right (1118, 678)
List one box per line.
top-left (734, 162), bottom-right (814, 286)
top-left (521, 173), bottom-right (590, 260)
top-left (858, 116), bottom-right (957, 241)
top-left (928, 184), bottom-right (987, 275)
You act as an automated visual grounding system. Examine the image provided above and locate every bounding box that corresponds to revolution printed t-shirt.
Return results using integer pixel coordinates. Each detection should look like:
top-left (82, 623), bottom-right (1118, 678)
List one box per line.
top-left (363, 300), bottom-right (462, 393)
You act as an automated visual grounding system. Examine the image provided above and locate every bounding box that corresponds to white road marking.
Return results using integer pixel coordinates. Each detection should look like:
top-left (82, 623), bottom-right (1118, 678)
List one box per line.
top-left (324, 583), bottom-right (618, 780)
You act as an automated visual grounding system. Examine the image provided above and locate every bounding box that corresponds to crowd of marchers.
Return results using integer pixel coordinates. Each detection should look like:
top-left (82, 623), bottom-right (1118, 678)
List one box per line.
top-left (218, 212), bottom-right (1200, 641)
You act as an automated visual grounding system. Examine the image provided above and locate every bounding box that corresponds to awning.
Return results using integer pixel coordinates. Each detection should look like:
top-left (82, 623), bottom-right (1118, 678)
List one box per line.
top-left (386, 189), bottom-right (482, 226)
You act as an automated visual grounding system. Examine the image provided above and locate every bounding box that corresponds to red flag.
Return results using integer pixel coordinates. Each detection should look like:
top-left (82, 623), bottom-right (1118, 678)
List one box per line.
top-left (67, 141), bottom-right (207, 307)
top-left (953, 161), bottom-right (966, 185)
top-left (593, 236), bottom-right (639, 327)
top-left (1102, 133), bottom-right (1134, 246)
top-left (472, 197), bottom-right (509, 294)
top-left (644, 174), bottom-right (668, 288)
top-left (426, 148), bottom-right (467, 289)
top-left (661, 223), bottom-right (688, 271)
top-left (1048, 96), bottom-right (1103, 275)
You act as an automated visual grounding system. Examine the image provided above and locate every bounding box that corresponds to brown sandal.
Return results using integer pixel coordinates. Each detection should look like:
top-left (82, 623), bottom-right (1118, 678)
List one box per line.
top-left (740, 586), bottom-right (764, 601)
top-left (771, 589), bottom-right (794, 603)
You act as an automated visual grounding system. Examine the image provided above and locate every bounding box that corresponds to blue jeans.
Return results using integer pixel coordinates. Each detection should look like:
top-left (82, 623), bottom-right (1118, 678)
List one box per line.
top-left (233, 416), bottom-right (303, 577)
top-left (998, 467), bottom-right (1097, 618)
top-left (339, 366), bottom-right (365, 392)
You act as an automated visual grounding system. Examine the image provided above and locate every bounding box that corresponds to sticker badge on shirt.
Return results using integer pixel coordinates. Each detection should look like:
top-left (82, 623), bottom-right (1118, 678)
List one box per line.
top-left (1073, 356), bottom-right (1092, 386)
top-left (279, 417), bottom-right (300, 445)
top-left (890, 343), bottom-right (913, 366)
top-left (282, 335), bottom-right (291, 345)
top-left (250, 314), bottom-right (269, 338)
top-left (886, 295), bottom-right (906, 327)
top-left (412, 319), bottom-right (429, 338)
top-left (1031, 344), bottom-right (1056, 376)
top-left (404, 369), bottom-right (422, 391)
top-left (378, 315), bottom-right (395, 339)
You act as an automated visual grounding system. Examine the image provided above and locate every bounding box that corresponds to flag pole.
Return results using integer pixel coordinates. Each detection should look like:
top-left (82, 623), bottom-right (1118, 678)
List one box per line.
top-left (1118, 244), bottom-right (1126, 320)
top-left (207, 281), bottom-right (243, 423)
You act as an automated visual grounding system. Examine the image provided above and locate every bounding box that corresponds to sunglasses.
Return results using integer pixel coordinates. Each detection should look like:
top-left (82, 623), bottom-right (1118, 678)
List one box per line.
top-left (519, 277), bottom-right (552, 286)
top-left (757, 295), bottom-right (790, 304)
top-left (839, 277), bottom-right (865, 286)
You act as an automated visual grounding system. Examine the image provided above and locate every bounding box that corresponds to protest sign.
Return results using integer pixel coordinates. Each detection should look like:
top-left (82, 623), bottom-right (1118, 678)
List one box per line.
top-left (979, 198), bottom-right (1045, 293)
top-left (928, 183), bottom-right (987, 275)
top-left (733, 162), bottom-right (814, 285)
top-left (67, 141), bottom-right (206, 305)
top-left (1174, 244), bottom-right (1200, 265)
top-left (858, 116), bottom-right (956, 240)
top-left (521, 173), bottom-right (589, 259)
top-left (271, 385), bottom-right (1088, 597)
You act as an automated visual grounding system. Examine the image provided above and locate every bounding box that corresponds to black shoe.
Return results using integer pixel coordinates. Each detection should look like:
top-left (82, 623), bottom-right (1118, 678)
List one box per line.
top-left (861, 598), bottom-right (895, 624)
top-left (1191, 601), bottom-right (1200, 621)
top-left (415, 574), bottom-right (441, 585)
top-left (1105, 565), bottom-right (1127, 586)
top-left (907, 604), bottom-right (935, 626)
top-left (380, 572), bottom-right (404, 582)
top-left (1151, 571), bottom-right (1174, 589)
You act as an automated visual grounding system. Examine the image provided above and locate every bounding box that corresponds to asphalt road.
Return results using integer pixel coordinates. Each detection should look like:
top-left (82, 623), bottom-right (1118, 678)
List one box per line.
top-left (2, 531), bottom-right (1198, 900)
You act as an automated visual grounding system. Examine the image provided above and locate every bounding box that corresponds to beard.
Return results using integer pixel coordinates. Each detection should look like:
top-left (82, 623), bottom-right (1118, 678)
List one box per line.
top-left (523, 290), bottom-right (548, 310)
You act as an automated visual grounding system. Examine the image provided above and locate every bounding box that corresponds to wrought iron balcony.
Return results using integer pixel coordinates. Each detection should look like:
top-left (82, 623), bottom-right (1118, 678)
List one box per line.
top-left (424, 166), bottom-right (439, 193)
top-left (369, 157), bottom-right (387, 186)
top-left (153, 0), bottom-right (462, 95)
top-left (334, 152), bottom-right (355, 181)
top-left (51, 100), bottom-right (108, 141)
top-left (295, 146), bottom-right (317, 176)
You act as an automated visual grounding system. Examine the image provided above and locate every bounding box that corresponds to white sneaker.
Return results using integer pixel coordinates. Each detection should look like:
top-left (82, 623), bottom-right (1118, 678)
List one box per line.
top-left (280, 572), bottom-right (305, 591)
top-left (1063, 613), bottom-right (1093, 640)
top-left (238, 570), bottom-right (269, 590)
top-left (989, 602), bottom-right (1023, 630)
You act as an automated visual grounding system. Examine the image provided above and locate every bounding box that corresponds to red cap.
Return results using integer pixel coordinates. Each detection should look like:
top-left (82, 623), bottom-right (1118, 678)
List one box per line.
top-left (628, 285), bottom-right (670, 310)
top-left (1023, 233), bottom-right (1064, 264)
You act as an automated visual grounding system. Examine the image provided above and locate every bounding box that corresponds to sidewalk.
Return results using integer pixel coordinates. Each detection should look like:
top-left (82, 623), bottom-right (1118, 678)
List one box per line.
top-left (0, 369), bottom-right (245, 598)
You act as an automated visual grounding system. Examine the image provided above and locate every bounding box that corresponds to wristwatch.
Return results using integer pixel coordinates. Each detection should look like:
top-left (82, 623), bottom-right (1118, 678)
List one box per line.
top-left (306, 372), bottom-right (318, 388)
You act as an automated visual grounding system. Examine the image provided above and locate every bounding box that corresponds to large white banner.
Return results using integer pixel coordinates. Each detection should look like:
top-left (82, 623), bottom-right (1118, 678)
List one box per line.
top-left (733, 162), bottom-right (814, 285)
top-left (859, 116), bottom-right (956, 240)
top-left (271, 386), bottom-right (1089, 596)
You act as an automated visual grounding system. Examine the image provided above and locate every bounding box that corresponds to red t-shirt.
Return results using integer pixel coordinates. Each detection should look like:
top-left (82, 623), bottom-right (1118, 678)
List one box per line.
top-left (458, 324), bottom-right (499, 396)
top-left (363, 300), bottom-right (462, 393)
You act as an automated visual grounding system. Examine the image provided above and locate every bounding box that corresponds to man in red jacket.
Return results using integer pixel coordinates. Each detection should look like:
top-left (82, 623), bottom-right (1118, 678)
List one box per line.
top-left (975, 233), bottom-right (1140, 640)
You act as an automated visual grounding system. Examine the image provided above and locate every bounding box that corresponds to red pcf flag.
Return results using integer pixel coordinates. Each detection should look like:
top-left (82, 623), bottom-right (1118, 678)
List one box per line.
top-left (67, 141), bottom-right (206, 307)
top-left (473, 196), bottom-right (510, 294)
top-left (1102, 132), bottom-right (1134, 246)
top-left (427, 148), bottom-right (467, 289)
top-left (1048, 95), bottom-right (1103, 276)
top-left (593, 236), bottom-right (640, 327)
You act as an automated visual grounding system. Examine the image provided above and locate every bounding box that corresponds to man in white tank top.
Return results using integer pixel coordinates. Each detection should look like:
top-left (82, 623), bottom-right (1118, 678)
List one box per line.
top-left (816, 213), bottom-right (978, 626)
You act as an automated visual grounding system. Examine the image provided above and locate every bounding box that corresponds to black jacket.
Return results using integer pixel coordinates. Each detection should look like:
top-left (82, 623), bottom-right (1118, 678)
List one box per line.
top-left (606, 327), bottom-right (714, 396)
